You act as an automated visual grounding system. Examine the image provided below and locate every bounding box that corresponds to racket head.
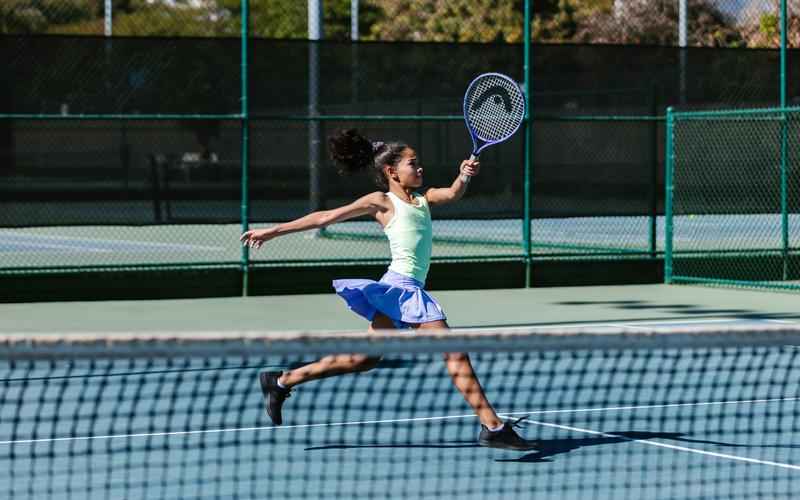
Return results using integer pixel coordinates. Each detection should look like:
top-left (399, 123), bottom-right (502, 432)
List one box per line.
top-left (463, 72), bottom-right (526, 156)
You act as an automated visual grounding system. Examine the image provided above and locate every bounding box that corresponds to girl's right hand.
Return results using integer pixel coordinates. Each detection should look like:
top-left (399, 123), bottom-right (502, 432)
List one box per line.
top-left (240, 228), bottom-right (278, 249)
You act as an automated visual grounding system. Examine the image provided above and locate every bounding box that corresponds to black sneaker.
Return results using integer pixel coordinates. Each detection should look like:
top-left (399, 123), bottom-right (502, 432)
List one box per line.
top-left (259, 371), bottom-right (291, 425)
top-left (478, 416), bottom-right (539, 451)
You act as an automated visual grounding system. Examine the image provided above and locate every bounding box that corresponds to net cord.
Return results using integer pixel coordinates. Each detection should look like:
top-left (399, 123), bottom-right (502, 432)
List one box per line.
top-left (2, 325), bottom-right (800, 360)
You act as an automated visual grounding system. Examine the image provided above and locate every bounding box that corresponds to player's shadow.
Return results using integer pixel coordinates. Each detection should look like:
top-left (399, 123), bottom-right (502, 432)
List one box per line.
top-left (304, 431), bottom-right (800, 456)
top-left (304, 432), bottom-right (721, 453)
top-left (552, 300), bottom-right (800, 319)
top-left (496, 431), bottom-right (800, 463)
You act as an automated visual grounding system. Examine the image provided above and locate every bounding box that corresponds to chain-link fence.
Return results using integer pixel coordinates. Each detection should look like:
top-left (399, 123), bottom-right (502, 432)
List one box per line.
top-left (666, 106), bottom-right (800, 291)
top-left (0, 0), bottom-right (797, 294)
top-left (1, 1), bottom-right (246, 279)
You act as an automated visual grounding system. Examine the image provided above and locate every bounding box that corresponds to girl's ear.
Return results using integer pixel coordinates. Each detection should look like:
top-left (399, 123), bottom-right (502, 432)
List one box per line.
top-left (383, 164), bottom-right (398, 183)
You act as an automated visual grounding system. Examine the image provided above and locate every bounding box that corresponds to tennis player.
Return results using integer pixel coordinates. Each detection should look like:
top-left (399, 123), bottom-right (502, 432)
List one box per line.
top-left (240, 129), bottom-right (537, 451)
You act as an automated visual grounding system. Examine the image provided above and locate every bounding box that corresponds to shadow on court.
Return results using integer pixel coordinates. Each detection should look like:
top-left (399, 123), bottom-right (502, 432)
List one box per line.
top-left (469, 314), bottom-right (800, 330)
top-left (553, 300), bottom-right (800, 319)
top-left (304, 431), bottom-right (800, 459)
top-left (497, 431), bottom-right (800, 463)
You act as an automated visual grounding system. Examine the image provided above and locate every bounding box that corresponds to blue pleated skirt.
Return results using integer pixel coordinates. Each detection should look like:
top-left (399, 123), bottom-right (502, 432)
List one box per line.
top-left (332, 270), bottom-right (446, 328)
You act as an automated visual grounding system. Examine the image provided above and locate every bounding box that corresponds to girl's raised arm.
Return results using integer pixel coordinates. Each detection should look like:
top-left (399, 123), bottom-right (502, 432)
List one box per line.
top-left (425, 159), bottom-right (480, 206)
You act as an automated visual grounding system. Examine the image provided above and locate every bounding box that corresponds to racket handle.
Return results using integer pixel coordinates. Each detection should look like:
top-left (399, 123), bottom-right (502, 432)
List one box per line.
top-left (461, 154), bottom-right (478, 184)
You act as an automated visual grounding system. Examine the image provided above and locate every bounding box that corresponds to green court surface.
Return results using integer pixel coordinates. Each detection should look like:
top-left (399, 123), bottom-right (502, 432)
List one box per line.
top-left (3, 214), bottom-right (797, 273)
top-left (2, 284), bottom-right (799, 333)
top-left (0, 223), bottom-right (518, 270)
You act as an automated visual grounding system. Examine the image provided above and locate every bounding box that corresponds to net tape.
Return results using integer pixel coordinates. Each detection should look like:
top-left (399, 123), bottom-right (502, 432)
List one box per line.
top-left (3, 325), bottom-right (800, 359)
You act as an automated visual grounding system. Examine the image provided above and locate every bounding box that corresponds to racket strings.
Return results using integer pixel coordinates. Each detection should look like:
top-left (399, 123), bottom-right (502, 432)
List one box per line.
top-left (466, 76), bottom-right (525, 142)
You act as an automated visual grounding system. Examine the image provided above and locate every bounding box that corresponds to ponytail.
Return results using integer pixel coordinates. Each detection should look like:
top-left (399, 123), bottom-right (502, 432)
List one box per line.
top-left (328, 129), bottom-right (408, 190)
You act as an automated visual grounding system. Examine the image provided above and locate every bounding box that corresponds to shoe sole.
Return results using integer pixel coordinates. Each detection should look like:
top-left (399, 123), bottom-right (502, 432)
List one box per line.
top-left (478, 439), bottom-right (539, 451)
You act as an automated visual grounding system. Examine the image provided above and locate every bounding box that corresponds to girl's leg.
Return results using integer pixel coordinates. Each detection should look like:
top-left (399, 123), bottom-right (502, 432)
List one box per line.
top-left (276, 312), bottom-right (393, 388)
top-left (415, 319), bottom-right (504, 430)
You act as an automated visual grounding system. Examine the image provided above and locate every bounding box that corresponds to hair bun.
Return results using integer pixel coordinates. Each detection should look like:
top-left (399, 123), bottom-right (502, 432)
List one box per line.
top-left (372, 141), bottom-right (385, 152)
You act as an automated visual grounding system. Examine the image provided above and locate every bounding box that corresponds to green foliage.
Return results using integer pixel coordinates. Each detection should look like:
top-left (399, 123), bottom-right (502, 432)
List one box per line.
top-left (223, 0), bottom-right (380, 40)
top-left (0, 0), bottom-right (786, 48)
top-left (54, 3), bottom-right (240, 36)
top-left (759, 13), bottom-right (779, 38)
top-left (248, 0), bottom-right (306, 39)
top-left (533, 0), bottom-right (580, 42)
top-left (367, 0), bottom-right (524, 42)
top-left (1, 0), bottom-right (93, 33)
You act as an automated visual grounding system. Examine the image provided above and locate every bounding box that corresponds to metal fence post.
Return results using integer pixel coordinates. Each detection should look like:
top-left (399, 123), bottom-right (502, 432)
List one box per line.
top-left (664, 107), bottom-right (675, 284)
top-left (523, 0), bottom-right (533, 287)
top-left (780, 0), bottom-right (789, 281)
top-left (240, 0), bottom-right (251, 296)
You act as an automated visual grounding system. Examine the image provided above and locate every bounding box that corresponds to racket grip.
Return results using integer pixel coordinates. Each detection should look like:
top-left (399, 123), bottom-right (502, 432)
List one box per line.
top-left (461, 154), bottom-right (478, 184)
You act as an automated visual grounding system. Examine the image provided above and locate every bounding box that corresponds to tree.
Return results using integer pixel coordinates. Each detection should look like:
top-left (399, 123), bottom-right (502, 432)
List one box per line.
top-left (575, 0), bottom-right (745, 47)
top-left (366, 0), bottom-right (524, 43)
top-left (738, 0), bottom-right (800, 48)
top-left (533, 0), bottom-right (581, 42)
top-left (1, 0), bottom-right (93, 34)
top-left (225, 0), bottom-right (380, 40)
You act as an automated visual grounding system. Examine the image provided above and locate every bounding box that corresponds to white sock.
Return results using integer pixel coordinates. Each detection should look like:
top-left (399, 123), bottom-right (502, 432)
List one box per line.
top-left (277, 379), bottom-right (288, 389)
top-left (488, 423), bottom-right (505, 433)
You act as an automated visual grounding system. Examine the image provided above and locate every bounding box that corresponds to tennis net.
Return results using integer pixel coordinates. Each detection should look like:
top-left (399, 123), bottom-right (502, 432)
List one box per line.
top-left (2, 326), bottom-right (800, 499)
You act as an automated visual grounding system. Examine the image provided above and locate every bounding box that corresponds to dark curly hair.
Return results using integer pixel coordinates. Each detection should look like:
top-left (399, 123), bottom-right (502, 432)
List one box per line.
top-left (328, 129), bottom-right (408, 190)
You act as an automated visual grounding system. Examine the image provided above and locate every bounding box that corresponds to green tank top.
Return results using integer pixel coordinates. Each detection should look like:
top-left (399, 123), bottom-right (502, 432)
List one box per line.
top-left (384, 191), bottom-right (433, 283)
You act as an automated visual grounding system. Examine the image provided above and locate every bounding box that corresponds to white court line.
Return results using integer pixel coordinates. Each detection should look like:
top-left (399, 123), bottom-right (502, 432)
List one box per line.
top-left (521, 420), bottom-right (800, 471)
top-left (2, 396), bottom-right (797, 447)
top-left (499, 397), bottom-right (800, 418)
top-left (0, 413), bottom-right (478, 446)
top-left (0, 231), bottom-right (224, 252)
top-left (461, 318), bottom-right (744, 332)
top-left (0, 241), bottom-right (112, 253)
top-left (606, 319), bottom-right (743, 330)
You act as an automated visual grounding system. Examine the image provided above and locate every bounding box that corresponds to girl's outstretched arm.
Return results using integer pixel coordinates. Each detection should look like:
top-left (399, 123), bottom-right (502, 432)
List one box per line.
top-left (425, 159), bottom-right (480, 206)
top-left (240, 191), bottom-right (388, 249)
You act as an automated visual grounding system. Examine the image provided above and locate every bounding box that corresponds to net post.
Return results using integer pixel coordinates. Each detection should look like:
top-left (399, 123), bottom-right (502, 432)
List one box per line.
top-left (780, 0), bottom-right (789, 281)
top-left (523, 0), bottom-right (532, 288)
top-left (664, 107), bottom-right (675, 284)
top-left (240, 0), bottom-right (250, 296)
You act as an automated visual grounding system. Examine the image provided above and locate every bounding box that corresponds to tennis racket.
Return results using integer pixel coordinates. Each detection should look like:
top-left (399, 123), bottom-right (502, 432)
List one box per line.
top-left (462, 72), bottom-right (526, 183)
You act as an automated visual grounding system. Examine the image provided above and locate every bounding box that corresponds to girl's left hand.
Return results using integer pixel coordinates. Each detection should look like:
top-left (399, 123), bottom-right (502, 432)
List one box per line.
top-left (460, 159), bottom-right (480, 179)
top-left (240, 227), bottom-right (278, 249)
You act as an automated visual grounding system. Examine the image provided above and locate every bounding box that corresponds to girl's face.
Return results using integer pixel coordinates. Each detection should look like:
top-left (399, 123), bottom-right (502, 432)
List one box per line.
top-left (388, 148), bottom-right (423, 189)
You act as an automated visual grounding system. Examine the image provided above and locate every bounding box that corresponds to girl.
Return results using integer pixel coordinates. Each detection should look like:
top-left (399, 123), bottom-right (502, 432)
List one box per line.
top-left (240, 129), bottom-right (536, 451)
